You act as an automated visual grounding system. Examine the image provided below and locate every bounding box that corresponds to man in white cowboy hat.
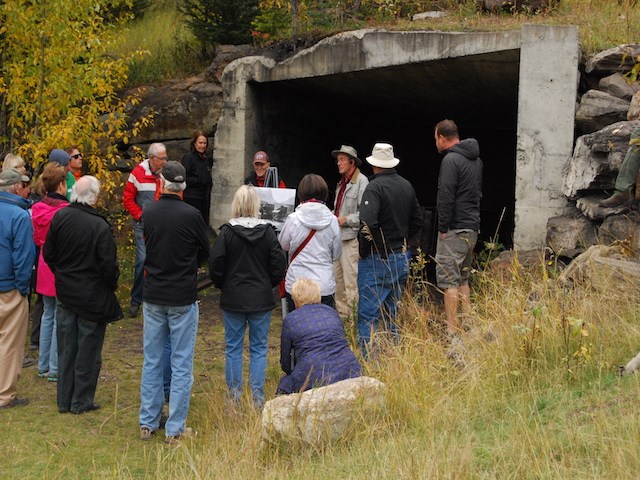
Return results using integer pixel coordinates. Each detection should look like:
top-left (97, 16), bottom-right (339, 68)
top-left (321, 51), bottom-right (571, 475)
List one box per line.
top-left (434, 119), bottom-right (482, 339)
top-left (357, 143), bottom-right (422, 354)
top-left (331, 145), bottom-right (369, 318)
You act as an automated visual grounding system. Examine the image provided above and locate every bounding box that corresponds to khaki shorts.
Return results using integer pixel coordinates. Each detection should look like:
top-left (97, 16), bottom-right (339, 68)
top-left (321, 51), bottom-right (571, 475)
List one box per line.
top-left (435, 230), bottom-right (477, 289)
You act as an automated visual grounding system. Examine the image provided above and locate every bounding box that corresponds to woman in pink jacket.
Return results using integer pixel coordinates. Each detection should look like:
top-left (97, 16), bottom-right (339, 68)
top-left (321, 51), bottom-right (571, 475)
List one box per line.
top-left (31, 164), bottom-right (69, 381)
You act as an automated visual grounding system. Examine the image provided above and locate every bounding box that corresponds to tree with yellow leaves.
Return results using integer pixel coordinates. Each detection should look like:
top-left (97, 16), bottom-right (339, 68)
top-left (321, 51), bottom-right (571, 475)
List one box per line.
top-left (0, 0), bottom-right (153, 189)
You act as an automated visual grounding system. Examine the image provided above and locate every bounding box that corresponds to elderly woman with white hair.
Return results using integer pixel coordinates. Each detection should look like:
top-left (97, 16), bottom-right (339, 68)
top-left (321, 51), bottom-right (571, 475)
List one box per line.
top-left (209, 184), bottom-right (287, 407)
top-left (276, 278), bottom-right (361, 395)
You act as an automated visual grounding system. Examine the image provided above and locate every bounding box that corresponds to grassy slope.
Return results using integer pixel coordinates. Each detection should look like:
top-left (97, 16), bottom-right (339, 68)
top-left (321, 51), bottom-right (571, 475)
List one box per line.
top-left (3, 243), bottom-right (640, 478)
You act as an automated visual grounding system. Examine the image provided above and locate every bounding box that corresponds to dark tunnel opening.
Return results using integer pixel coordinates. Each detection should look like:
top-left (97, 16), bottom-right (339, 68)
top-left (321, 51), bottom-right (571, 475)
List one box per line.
top-left (250, 50), bottom-right (520, 254)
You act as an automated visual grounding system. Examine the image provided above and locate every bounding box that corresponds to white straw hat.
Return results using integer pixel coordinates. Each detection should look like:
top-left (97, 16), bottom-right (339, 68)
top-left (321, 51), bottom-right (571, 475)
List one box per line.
top-left (366, 143), bottom-right (399, 168)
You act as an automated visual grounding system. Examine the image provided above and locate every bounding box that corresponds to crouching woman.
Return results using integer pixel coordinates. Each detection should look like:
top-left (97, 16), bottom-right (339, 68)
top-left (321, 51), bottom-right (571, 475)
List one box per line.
top-left (277, 278), bottom-right (361, 395)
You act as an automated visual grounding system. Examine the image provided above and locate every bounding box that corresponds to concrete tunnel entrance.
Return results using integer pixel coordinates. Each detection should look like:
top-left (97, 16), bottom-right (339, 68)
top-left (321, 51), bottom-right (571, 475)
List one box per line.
top-left (212, 26), bottom-right (580, 250)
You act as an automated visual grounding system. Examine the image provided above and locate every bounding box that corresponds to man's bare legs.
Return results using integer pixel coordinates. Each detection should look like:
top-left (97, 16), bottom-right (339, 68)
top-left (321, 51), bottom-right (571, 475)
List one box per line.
top-left (444, 283), bottom-right (471, 335)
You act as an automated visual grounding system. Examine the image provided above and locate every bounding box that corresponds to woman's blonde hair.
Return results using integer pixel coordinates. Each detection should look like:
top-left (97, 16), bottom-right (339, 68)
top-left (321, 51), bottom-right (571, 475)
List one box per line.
top-left (2, 153), bottom-right (26, 174)
top-left (291, 278), bottom-right (321, 308)
top-left (231, 184), bottom-right (260, 218)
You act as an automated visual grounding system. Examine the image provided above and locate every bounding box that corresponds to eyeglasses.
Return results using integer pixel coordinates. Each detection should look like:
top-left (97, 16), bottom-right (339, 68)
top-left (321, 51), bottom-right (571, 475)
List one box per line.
top-left (154, 156), bottom-right (168, 161)
top-left (71, 153), bottom-right (83, 159)
top-left (21, 181), bottom-right (30, 188)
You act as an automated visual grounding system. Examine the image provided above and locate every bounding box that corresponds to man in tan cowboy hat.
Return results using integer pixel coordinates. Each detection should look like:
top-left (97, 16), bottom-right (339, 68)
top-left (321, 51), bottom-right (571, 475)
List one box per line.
top-left (331, 145), bottom-right (368, 318)
top-left (357, 143), bottom-right (422, 355)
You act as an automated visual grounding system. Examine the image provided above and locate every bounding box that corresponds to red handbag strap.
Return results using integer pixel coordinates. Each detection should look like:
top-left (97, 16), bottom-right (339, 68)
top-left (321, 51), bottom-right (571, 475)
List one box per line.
top-left (289, 229), bottom-right (316, 264)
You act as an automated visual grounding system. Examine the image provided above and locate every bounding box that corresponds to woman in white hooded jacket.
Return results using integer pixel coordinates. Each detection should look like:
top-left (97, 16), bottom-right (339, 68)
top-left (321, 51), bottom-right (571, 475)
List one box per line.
top-left (279, 174), bottom-right (342, 313)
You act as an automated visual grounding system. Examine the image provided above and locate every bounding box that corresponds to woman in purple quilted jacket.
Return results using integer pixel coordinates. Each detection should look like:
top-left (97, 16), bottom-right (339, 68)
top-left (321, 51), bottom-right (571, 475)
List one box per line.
top-left (277, 278), bottom-right (361, 395)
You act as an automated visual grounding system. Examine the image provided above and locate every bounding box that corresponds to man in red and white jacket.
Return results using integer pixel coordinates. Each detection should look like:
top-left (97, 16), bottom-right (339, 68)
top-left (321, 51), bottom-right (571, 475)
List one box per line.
top-left (122, 143), bottom-right (167, 317)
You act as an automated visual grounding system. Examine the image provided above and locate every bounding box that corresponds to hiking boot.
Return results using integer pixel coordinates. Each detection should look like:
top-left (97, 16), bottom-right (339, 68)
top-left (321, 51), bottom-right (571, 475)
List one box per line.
top-left (128, 302), bottom-right (140, 317)
top-left (599, 190), bottom-right (633, 208)
top-left (165, 427), bottom-right (194, 445)
top-left (140, 426), bottom-right (156, 440)
top-left (71, 402), bottom-right (101, 414)
top-left (22, 356), bottom-right (35, 368)
top-left (0, 397), bottom-right (29, 409)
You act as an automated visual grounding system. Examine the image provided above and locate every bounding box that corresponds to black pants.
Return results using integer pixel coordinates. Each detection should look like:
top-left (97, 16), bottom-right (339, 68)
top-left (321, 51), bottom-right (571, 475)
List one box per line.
top-left (30, 294), bottom-right (44, 346)
top-left (184, 192), bottom-right (211, 226)
top-left (56, 304), bottom-right (106, 413)
top-left (285, 293), bottom-right (335, 314)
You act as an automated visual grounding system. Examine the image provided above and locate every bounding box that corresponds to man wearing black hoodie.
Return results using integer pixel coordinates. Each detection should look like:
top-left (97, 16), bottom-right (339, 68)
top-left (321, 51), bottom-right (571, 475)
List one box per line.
top-left (434, 120), bottom-right (483, 338)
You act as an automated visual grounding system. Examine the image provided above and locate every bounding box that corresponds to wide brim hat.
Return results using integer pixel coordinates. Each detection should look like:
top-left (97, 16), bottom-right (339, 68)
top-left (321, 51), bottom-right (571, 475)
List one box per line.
top-left (331, 145), bottom-right (362, 166)
top-left (366, 143), bottom-right (399, 168)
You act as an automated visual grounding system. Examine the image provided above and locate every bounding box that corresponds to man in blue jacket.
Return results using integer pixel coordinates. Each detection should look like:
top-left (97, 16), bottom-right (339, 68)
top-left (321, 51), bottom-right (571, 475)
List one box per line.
top-left (434, 119), bottom-right (483, 338)
top-left (0, 168), bottom-right (35, 408)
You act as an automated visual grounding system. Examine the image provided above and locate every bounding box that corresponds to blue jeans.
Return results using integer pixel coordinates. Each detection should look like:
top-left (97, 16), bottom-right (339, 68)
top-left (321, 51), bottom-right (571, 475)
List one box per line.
top-left (223, 310), bottom-right (272, 405)
top-left (162, 338), bottom-right (171, 402)
top-left (131, 220), bottom-right (145, 306)
top-left (140, 302), bottom-right (198, 437)
top-left (357, 252), bottom-right (409, 354)
top-left (38, 295), bottom-right (58, 376)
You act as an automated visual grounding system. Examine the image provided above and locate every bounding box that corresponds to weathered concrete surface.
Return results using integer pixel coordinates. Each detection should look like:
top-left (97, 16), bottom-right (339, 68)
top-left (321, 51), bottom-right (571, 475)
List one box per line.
top-left (514, 25), bottom-right (579, 249)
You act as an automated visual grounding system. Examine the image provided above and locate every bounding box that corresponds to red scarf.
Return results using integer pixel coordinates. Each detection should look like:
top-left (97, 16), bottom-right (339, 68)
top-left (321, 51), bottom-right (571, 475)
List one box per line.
top-left (334, 170), bottom-right (354, 217)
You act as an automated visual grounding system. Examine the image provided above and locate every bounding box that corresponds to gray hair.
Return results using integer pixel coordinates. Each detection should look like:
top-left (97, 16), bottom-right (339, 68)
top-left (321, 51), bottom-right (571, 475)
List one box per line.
top-left (0, 184), bottom-right (16, 193)
top-left (161, 176), bottom-right (186, 192)
top-left (71, 175), bottom-right (100, 205)
top-left (147, 142), bottom-right (166, 159)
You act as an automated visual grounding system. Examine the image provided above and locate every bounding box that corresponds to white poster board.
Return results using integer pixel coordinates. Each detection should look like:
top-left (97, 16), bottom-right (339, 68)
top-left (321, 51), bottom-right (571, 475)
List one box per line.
top-left (255, 187), bottom-right (296, 231)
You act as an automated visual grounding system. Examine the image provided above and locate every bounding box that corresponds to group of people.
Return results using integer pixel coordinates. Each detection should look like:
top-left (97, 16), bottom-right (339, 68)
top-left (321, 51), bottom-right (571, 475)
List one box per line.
top-left (0, 119), bottom-right (484, 445)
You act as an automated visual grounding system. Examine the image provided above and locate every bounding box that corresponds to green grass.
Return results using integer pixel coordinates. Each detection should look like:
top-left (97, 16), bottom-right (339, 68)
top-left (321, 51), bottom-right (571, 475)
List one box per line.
top-left (4, 245), bottom-right (640, 478)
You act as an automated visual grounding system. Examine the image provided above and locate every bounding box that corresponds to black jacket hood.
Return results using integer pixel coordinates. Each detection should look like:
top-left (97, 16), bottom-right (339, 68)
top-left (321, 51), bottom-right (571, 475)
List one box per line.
top-left (447, 138), bottom-right (480, 161)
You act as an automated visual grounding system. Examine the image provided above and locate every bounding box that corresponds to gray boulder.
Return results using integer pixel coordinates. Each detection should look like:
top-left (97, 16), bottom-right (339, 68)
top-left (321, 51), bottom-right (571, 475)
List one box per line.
top-left (600, 211), bottom-right (640, 251)
top-left (477, 0), bottom-right (558, 11)
top-left (546, 209), bottom-right (598, 258)
top-left (585, 44), bottom-right (640, 74)
top-left (575, 194), bottom-right (627, 221)
top-left (598, 73), bottom-right (640, 101)
top-left (261, 376), bottom-right (386, 445)
top-left (563, 121), bottom-right (640, 199)
top-left (575, 90), bottom-right (629, 134)
top-left (125, 76), bottom-right (223, 144)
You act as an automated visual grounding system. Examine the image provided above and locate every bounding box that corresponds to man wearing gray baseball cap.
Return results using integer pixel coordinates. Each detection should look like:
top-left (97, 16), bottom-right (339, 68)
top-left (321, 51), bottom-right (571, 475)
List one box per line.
top-left (0, 168), bottom-right (35, 408)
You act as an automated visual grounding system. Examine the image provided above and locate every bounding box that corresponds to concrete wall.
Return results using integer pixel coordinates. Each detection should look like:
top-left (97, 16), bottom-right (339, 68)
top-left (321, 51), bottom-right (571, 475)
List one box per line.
top-left (514, 25), bottom-right (579, 249)
top-left (213, 26), bottom-right (580, 249)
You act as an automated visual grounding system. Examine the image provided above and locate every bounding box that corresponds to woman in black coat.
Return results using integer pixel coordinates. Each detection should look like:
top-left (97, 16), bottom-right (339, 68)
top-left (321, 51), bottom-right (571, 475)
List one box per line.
top-left (181, 130), bottom-right (213, 224)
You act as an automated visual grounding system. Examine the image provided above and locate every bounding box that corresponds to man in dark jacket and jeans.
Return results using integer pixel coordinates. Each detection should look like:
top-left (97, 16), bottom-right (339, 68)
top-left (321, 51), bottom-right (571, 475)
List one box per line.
top-left (139, 161), bottom-right (209, 444)
top-left (357, 143), bottom-right (422, 355)
top-left (44, 176), bottom-right (123, 414)
top-left (434, 119), bottom-right (483, 338)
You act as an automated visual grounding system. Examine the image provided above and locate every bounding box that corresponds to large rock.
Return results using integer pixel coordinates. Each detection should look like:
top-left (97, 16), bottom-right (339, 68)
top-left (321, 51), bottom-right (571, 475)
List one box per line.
top-left (598, 73), bottom-right (640, 101)
top-left (261, 376), bottom-right (386, 445)
top-left (563, 120), bottom-right (640, 199)
top-left (558, 244), bottom-right (640, 291)
top-left (575, 194), bottom-right (628, 221)
top-left (204, 44), bottom-right (259, 83)
top-left (599, 211), bottom-right (640, 252)
top-left (575, 90), bottom-right (629, 134)
top-left (546, 209), bottom-right (598, 258)
top-left (477, 0), bottom-right (558, 11)
top-left (125, 76), bottom-right (223, 143)
top-left (585, 44), bottom-right (640, 74)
